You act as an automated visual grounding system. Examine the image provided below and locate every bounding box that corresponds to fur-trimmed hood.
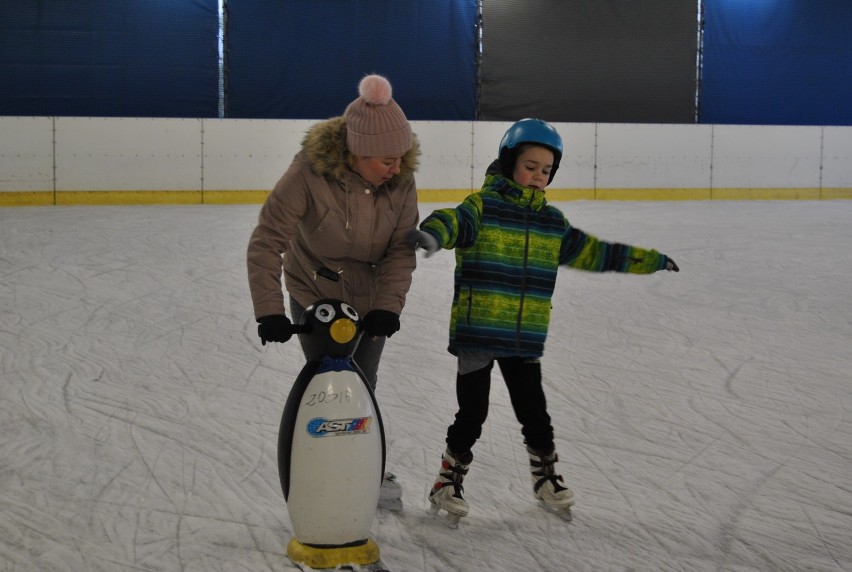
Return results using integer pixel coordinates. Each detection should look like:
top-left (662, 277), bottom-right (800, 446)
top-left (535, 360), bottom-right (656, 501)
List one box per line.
top-left (301, 116), bottom-right (421, 183)
top-left (247, 115), bottom-right (421, 322)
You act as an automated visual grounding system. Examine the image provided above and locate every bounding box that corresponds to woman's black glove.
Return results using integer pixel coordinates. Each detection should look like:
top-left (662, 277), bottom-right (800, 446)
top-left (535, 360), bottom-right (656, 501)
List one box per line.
top-left (257, 315), bottom-right (293, 345)
top-left (361, 310), bottom-right (400, 338)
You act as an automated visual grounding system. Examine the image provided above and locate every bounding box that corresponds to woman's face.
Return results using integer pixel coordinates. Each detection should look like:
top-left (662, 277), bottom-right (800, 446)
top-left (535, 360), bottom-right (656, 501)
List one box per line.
top-left (352, 155), bottom-right (403, 188)
top-left (512, 145), bottom-right (554, 190)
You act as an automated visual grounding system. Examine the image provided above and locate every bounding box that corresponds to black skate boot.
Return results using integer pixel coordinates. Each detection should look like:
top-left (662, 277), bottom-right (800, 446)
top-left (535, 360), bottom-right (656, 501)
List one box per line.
top-left (428, 448), bottom-right (473, 528)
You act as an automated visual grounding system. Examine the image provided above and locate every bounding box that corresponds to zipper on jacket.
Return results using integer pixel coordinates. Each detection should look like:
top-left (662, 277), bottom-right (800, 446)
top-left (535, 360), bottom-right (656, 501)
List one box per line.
top-left (517, 211), bottom-right (530, 350)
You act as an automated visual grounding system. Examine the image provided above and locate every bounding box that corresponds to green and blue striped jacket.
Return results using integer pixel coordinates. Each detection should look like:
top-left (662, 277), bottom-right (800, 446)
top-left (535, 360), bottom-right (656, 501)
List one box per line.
top-left (421, 167), bottom-right (668, 357)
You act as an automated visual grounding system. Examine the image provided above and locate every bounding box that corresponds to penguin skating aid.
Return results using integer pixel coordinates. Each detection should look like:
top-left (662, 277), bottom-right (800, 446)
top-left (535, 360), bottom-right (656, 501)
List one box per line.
top-left (276, 300), bottom-right (391, 571)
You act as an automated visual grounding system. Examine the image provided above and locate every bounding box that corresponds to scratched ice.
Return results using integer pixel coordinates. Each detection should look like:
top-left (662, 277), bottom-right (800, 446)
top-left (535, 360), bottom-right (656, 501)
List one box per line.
top-left (1, 201), bottom-right (851, 571)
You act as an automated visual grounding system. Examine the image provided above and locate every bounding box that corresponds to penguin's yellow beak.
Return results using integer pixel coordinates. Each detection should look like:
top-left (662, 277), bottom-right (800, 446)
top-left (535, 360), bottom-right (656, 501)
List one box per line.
top-left (329, 318), bottom-right (357, 344)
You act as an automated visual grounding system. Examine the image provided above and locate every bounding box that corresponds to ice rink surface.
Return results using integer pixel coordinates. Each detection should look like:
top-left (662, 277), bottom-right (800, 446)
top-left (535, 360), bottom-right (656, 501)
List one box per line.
top-left (2, 201), bottom-right (851, 572)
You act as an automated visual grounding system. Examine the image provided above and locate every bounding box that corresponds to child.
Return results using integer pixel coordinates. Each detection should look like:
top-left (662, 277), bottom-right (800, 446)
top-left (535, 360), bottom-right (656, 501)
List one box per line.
top-left (407, 118), bottom-right (679, 523)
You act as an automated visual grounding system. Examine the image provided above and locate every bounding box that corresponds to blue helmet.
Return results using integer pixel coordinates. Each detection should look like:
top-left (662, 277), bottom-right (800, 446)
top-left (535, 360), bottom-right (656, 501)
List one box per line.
top-left (498, 118), bottom-right (563, 184)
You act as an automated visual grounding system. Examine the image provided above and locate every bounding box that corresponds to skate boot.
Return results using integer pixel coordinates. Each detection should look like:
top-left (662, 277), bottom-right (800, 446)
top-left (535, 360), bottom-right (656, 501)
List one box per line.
top-left (528, 446), bottom-right (574, 521)
top-left (378, 471), bottom-right (403, 511)
top-left (428, 448), bottom-right (473, 528)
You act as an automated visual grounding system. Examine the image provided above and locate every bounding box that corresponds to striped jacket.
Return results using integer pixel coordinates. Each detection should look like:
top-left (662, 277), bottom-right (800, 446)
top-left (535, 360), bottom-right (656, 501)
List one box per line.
top-left (420, 164), bottom-right (668, 357)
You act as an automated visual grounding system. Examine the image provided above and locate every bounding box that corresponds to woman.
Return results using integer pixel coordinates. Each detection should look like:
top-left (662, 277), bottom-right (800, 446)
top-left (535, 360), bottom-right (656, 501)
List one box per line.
top-left (247, 75), bottom-right (420, 510)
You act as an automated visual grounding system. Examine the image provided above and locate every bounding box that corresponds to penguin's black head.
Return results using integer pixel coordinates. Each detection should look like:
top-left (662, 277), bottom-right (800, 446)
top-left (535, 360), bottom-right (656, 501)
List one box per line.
top-left (298, 299), bottom-right (362, 360)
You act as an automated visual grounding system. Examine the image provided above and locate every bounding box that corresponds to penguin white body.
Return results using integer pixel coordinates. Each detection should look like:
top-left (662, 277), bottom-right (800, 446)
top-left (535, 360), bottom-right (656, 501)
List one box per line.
top-left (277, 299), bottom-right (386, 550)
top-left (284, 366), bottom-right (383, 543)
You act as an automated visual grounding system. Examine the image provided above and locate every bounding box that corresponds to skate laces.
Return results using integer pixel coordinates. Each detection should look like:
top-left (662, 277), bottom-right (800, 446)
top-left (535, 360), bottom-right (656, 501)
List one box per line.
top-left (433, 456), bottom-right (470, 499)
top-left (530, 453), bottom-right (568, 494)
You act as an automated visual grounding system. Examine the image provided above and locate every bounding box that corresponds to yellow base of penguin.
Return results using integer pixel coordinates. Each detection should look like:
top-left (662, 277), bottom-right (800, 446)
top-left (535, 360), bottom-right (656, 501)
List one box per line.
top-left (287, 537), bottom-right (381, 569)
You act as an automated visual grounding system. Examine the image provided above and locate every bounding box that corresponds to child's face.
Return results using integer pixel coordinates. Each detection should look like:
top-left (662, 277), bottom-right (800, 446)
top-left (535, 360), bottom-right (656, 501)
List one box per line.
top-left (511, 146), bottom-right (554, 190)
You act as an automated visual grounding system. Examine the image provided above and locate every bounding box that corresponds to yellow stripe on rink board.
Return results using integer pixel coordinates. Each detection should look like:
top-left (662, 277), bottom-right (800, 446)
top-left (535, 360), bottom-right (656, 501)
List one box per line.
top-left (0, 190), bottom-right (268, 206)
top-left (202, 190), bottom-right (270, 204)
top-left (0, 191), bottom-right (55, 206)
top-left (1, 188), bottom-right (851, 206)
top-left (54, 191), bottom-right (203, 205)
top-left (822, 188), bottom-right (852, 200)
top-left (593, 188), bottom-right (712, 201)
top-left (710, 188), bottom-right (822, 200)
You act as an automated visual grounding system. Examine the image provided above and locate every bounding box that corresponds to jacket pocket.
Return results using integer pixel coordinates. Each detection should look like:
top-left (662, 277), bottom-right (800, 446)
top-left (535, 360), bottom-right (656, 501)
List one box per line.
top-left (314, 266), bottom-right (341, 282)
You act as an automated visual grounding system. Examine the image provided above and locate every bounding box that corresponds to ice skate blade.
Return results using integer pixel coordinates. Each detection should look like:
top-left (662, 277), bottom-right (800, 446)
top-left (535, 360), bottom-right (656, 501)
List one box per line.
top-left (539, 500), bottom-right (573, 522)
top-left (379, 472), bottom-right (403, 511)
top-left (427, 502), bottom-right (465, 529)
top-left (377, 498), bottom-right (403, 512)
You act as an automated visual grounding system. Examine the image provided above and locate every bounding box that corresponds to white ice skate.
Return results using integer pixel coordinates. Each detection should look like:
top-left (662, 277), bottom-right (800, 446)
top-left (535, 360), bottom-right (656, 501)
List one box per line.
top-left (378, 471), bottom-right (403, 512)
top-left (427, 449), bottom-right (472, 528)
top-left (528, 447), bottom-right (574, 522)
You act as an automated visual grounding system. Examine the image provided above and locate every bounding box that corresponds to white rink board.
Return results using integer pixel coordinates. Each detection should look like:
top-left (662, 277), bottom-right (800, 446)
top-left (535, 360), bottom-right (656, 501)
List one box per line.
top-left (0, 117), bottom-right (54, 191)
top-left (55, 117), bottom-right (202, 191)
top-left (823, 126), bottom-right (852, 187)
top-left (552, 122), bottom-right (597, 189)
top-left (203, 119), bottom-right (313, 190)
top-left (410, 121), bottom-right (473, 190)
top-left (472, 121), bottom-right (514, 184)
top-left (712, 125), bottom-right (822, 188)
top-left (597, 123), bottom-right (713, 189)
top-left (1, 117), bottom-right (851, 198)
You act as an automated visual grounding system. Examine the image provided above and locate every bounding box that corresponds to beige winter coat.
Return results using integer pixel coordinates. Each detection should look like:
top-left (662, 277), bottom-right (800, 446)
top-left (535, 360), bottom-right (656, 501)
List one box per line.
top-left (247, 116), bottom-right (420, 321)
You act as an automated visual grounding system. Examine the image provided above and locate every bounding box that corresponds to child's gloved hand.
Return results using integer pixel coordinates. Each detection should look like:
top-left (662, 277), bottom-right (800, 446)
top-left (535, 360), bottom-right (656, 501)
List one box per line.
top-left (664, 257), bottom-right (679, 272)
top-left (405, 229), bottom-right (439, 257)
top-left (257, 315), bottom-right (294, 345)
top-left (361, 309), bottom-right (401, 338)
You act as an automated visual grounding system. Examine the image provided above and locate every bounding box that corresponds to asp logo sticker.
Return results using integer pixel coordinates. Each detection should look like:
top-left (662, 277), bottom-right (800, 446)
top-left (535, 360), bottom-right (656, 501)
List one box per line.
top-left (307, 416), bottom-right (372, 437)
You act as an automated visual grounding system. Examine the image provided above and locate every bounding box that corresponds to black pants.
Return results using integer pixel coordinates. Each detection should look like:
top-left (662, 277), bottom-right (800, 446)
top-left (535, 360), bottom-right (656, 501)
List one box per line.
top-left (446, 357), bottom-right (554, 455)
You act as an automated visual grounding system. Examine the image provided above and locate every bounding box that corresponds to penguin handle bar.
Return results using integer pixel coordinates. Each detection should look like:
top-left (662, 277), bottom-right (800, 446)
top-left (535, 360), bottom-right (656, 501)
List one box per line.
top-left (291, 324), bottom-right (310, 334)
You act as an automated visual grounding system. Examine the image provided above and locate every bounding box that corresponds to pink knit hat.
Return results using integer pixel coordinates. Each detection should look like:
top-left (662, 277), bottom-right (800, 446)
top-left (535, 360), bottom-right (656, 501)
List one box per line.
top-left (344, 75), bottom-right (412, 157)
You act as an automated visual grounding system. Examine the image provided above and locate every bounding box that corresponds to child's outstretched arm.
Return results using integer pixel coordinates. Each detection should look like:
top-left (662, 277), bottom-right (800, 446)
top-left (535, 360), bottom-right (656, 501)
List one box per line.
top-left (411, 194), bottom-right (485, 254)
top-left (560, 223), bottom-right (678, 274)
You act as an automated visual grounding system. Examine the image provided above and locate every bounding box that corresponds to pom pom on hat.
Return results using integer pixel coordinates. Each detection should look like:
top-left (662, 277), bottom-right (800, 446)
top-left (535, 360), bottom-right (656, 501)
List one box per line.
top-left (359, 75), bottom-right (393, 106)
top-left (344, 74), bottom-right (412, 157)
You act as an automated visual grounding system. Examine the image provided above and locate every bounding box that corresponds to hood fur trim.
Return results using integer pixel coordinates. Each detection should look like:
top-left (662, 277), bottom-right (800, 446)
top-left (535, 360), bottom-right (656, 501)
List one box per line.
top-left (302, 116), bottom-right (420, 183)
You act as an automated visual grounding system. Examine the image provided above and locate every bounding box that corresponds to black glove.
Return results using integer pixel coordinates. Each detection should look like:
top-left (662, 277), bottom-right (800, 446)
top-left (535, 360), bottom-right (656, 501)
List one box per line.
top-left (257, 314), bottom-right (293, 345)
top-left (664, 256), bottom-right (679, 272)
top-left (361, 309), bottom-right (400, 338)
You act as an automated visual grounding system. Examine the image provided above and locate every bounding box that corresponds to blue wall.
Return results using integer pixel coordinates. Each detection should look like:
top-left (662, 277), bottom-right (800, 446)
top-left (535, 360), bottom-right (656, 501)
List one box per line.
top-left (2, 1), bottom-right (852, 125)
top-left (0, 1), bottom-right (219, 117)
top-left (701, 0), bottom-right (852, 125)
top-left (226, 0), bottom-right (477, 120)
